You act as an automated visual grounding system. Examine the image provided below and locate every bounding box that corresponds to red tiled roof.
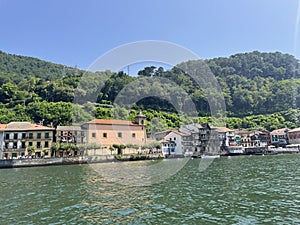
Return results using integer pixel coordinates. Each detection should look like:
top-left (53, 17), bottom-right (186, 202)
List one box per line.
top-left (171, 130), bottom-right (189, 136)
top-left (28, 124), bottom-right (54, 130)
top-left (216, 127), bottom-right (233, 133)
top-left (4, 122), bottom-right (54, 131)
top-left (0, 124), bottom-right (7, 130)
top-left (288, 127), bottom-right (300, 133)
top-left (270, 128), bottom-right (289, 134)
top-left (86, 119), bottom-right (138, 126)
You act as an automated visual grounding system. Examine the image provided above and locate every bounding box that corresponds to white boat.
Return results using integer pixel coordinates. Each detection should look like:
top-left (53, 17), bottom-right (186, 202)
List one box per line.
top-left (200, 154), bottom-right (220, 159)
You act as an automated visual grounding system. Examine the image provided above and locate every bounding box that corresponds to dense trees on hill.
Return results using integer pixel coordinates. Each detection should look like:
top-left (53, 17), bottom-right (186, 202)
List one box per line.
top-left (0, 50), bottom-right (299, 131)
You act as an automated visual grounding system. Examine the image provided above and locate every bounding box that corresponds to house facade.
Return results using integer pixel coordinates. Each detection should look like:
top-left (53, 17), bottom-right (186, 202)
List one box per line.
top-left (287, 128), bottom-right (300, 145)
top-left (81, 113), bottom-right (147, 154)
top-left (215, 127), bottom-right (235, 151)
top-left (179, 123), bottom-right (220, 156)
top-left (1, 122), bottom-right (54, 159)
top-left (162, 130), bottom-right (187, 156)
top-left (56, 126), bottom-right (87, 145)
top-left (234, 129), bottom-right (269, 149)
top-left (270, 128), bottom-right (289, 147)
top-left (161, 139), bottom-right (176, 155)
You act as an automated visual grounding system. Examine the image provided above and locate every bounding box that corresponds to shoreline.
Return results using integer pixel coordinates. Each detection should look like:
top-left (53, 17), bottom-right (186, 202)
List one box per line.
top-left (1, 150), bottom-right (299, 169)
top-left (0, 154), bottom-right (164, 169)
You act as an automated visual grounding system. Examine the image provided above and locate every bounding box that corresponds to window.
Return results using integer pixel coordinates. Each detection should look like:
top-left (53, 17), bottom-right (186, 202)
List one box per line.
top-left (37, 133), bottom-right (41, 139)
top-left (29, 142), bottom-right (33, 146)
top-left (22, 133), bottom-right (26, 139)
top-left (103, 133), bottom-right (107, 138)
top-left (44, 141), bottom-right (49, 148)
top-left (14, 133), bottom-right (18, 139)
top-left (5, 134), bottom-right (9, 140)
top-left (132, 133), bottom-right (136, 138)
top-left (74, 131), bottom-right (78, 136)
top-left (118, 132), bottom-right (122, 138)
top-left (29, 133), bottom-right (33, 139)
top-left (92, 133), bottom-right (96, 138)
top-left (174, 137), bottom-right (176, 140)
top-left (81, 131), bottom-right (85, 136)
top-left (45, 133), bottom-right (49, 138)
top-left (37, 142), bottom-right (41, 148)
top-left (21, 142), bottom-right (26, 148)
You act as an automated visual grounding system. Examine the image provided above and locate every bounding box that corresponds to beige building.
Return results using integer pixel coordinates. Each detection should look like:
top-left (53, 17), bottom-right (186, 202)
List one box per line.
top-left (0, 122), bottom-right (54, 159)
top-left (56, 126), bottom-right (86, 145)
top-left (288, 127), bottom-right (300, 145)
top-left (82, 112), bottom-right (147, 154)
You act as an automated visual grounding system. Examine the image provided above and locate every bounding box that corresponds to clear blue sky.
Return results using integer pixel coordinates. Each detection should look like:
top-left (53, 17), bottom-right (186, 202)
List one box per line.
top-left (1, 0), bottom-right (300, 70)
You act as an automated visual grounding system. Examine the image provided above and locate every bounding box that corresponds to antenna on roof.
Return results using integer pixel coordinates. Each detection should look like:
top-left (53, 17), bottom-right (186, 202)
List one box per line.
top-left (39, 119), bottom-right (44, 126)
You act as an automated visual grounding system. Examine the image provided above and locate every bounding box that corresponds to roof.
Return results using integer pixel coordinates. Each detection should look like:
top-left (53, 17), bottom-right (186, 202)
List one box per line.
top-left (6, 122), bottom-right (31, 130)
top-left (2, 122), bottom-right (54, 131)
top-left (0, 124), bottom-right (7, 130)
top-left (28, 124), bottom-right (54, 130)
top-left (234, 129), bottom-right (251, 135)
top-left (270, 128), bottom-right (289, 135)
top-left (135, 111), bottom-right (146, 118)
top-left (170, 130), bottom-right (189, 136)
top-left (86, 119), bottom-right (139, 126)
top-left (216, 127), bottom-right (233, 133)
top-left (56, 126), bottom-right (82, 131)
top-left (288, 127), bottom-right (300, 133)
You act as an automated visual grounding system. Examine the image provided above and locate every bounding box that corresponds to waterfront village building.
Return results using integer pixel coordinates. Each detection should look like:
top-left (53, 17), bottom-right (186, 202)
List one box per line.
top-left (161, 139), bottom-right (176, 155)
top-left (179, 124), bottom-right (202, 156)
top-left (270, 128), bottom-right (289, 147)
top-left (55, 126), bottom-right (87, 157)
top-left (153, 129), bottom-right (173, 141)
top-left (81, 112), bottom-right (147, 154)
top-left (215, 127), bottom-right (235, 151)
top-left (234, 130), bottom-right (269, 149)
top-left (160, 130), bottom-right (188, 156)
top-left (0, 122), bottom-right (54, 159)
top-left (56, 126), bottom-right (86, 145)
top-left (178, 123), bottom-right (220, 156)
top-left (287, 128), bottom-right (300, 145)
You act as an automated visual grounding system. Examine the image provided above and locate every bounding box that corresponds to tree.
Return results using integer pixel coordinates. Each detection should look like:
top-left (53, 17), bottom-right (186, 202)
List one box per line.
top-left (112, 144), bottom-right (126, 155)
top-left (51, 143), bottom-right (60, 157)
top-left (27, 146), bottom-right (36, 156)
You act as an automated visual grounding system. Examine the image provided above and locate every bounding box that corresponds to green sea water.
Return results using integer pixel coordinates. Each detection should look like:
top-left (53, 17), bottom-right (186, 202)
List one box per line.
top-left (0, 154), bottom-right (299, 224)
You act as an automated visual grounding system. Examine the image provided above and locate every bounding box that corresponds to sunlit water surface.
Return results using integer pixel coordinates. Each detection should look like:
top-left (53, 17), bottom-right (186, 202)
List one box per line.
top-left (0, 154), bottom-right (299, 224)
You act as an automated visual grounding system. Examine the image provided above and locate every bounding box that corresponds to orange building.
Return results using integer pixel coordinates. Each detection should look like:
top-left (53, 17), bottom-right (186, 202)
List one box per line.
top-left (82, 112), bottom-right (147, 153)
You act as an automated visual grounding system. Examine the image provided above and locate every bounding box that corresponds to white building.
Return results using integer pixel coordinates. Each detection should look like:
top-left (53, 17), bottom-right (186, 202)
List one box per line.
top-left (270, 128), bottom-right (289, 147)
top-left (162, 131), bottom-right (187, 156)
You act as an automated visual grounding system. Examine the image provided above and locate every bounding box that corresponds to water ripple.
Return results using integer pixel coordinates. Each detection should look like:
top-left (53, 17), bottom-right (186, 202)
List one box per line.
top-left (0, 155), bottom-right (299, 224)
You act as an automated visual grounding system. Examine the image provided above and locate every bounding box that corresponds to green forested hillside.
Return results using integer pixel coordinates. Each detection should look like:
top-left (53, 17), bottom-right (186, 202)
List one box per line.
top-left (0, 50), bottom-right (299, 131)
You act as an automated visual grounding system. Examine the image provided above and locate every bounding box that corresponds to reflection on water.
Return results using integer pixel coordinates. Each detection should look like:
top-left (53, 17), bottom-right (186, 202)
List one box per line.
top-left (0, 154), bottom-right (300, 224)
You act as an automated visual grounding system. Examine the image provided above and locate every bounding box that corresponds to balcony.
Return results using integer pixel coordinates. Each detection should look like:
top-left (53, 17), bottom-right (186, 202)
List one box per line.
top-left (3, 148), bottom-right (26, 152)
